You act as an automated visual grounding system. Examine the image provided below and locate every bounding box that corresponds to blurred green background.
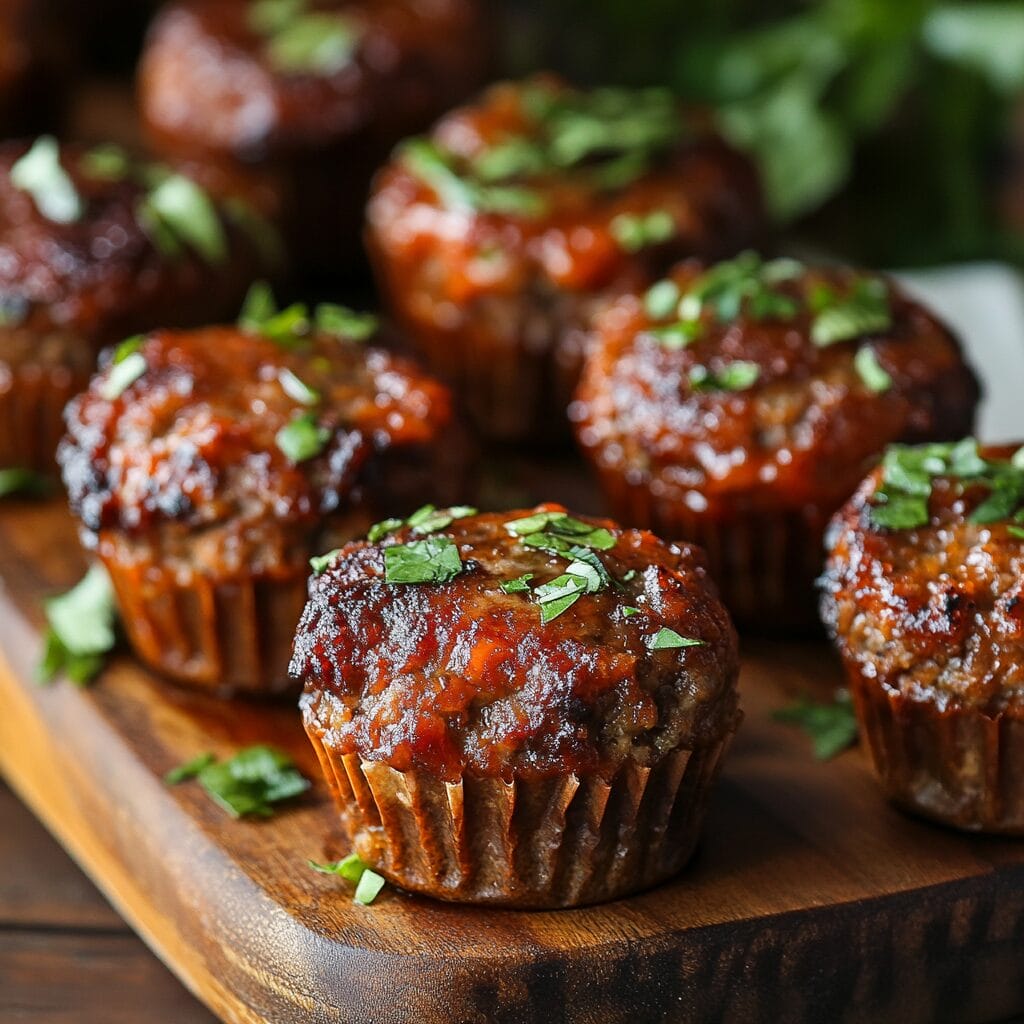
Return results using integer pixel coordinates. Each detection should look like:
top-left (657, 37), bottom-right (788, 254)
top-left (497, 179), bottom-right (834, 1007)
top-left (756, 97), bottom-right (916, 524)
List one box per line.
top-left (503, 0), bottom-right (1024, 267)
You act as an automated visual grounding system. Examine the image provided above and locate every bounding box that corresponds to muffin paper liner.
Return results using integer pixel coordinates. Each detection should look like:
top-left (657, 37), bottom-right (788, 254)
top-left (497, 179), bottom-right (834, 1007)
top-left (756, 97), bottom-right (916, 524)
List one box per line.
top-left (0, 361), bottom-right (84, 475)
top-left (849, 676), bottom-right (1024, 834)
top-left (102, 554), bottom-right (306, 697)
top-left (593, 470), bottom-right (827, 630)
top-left (305, 729), bottom-right (733, 907)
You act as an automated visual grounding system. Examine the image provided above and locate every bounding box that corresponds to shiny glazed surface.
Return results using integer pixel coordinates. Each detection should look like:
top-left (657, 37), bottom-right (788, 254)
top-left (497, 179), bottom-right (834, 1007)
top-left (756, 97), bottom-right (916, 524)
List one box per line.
top-left (294, 505), bottom-right (740, 782)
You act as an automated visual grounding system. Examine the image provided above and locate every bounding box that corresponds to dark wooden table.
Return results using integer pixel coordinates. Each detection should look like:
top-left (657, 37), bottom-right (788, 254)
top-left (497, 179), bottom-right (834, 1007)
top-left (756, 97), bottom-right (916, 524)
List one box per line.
top-left (0, 780), bottom-right (215, 1023)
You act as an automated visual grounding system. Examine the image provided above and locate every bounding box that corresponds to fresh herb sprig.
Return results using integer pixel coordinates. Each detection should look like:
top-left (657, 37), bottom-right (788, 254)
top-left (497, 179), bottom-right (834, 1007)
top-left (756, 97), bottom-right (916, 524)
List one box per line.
top-left (869, 439), bottom-right (1024, 532)
top-left (774, 691), bottom-right (858, 760)
top-left (165, 745), bottom-right (309, 818)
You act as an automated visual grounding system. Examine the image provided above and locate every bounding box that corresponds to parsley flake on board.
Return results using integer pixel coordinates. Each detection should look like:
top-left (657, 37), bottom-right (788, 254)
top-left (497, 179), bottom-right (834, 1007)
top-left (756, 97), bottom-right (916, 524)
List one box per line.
top-left (869, 439), bottom-right (1024, 532)
top-left (9, 136), bottom-right (83, 224)
top-left (309, 854), bottom-right (386, 904)
top-left (773, 691), bottom-right (858, 760)
top-left (38, 564), bottom-right (118, 686)
top-left (384, 536), bottom-right (464, 585)
top-left (166, 745), bottom-right (309, 818)
top-left (647, 627), bottom-right (704, 650)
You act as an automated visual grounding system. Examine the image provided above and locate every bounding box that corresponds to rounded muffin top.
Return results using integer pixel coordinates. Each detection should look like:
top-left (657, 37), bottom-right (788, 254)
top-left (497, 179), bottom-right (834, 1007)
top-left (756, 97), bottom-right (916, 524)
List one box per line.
top-left (292, 504), bottom-right (740, 781)
top-left (572, 254), bottom-right (980, 513)
top-left (368, 76), bottom-right (762, 295)
top-left (140, 0), bottom-right (485, 153)
top-left (0, 138), bottom-right (271, 343)
top-left (822, 440), bottom-right (1024, 714)
top-left (59, 292), bottom-right (453, 536)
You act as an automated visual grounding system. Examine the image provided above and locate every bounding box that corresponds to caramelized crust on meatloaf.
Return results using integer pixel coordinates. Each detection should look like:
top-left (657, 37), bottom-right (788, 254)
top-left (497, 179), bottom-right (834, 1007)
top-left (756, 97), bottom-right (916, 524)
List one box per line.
top-left (822, 443), bottom-right (1024, 714)
top-left (59, 323), bottom-right (456, 544)
top-left (293, 505), bottom-right (740, 782)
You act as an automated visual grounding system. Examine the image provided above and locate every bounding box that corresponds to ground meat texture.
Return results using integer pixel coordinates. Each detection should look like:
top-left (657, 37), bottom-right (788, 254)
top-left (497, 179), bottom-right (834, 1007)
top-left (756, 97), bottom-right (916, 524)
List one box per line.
top-left (0, 140), bottom-right (272, 472)
top-left (365, 76), bottom-right (764, 443)
top-left (571, 259), bottom-right (980, 628)
top-left (59, 323), bottom-right (458, 559)
top-left (292, 505), bottom-right (740, 782)
top-left (822, 446), bottom-right (1024, 714)
top-left (138, 0), bottom-right (488, 273)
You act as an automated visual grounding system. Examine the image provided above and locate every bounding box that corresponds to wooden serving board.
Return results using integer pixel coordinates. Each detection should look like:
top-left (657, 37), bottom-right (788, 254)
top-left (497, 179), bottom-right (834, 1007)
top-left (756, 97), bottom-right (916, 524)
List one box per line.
top-left (3, 495), bottom-right (1024, 1024)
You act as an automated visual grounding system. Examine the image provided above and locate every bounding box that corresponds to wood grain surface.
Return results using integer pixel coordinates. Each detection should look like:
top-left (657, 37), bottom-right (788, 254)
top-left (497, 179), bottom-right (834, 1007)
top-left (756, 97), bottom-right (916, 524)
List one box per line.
top-left (1, 495), bottom-right (1024, 1024)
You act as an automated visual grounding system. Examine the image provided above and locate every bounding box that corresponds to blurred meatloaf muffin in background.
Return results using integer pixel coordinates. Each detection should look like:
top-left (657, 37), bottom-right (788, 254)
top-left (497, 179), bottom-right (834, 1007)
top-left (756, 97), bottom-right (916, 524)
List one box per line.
top-left (59, 290), bottom-right (462, 696)
top-left (822, 440), bottom-right (1024, 833)
top-left (292, 504), bottom-right (740, 907)
top-left (0, 137), bottom-right (275, 475)
top-left (571, 254), bottom-right (980, 629)
top-left (366, 75), bottom-right (764, 444)
top-left (139, 0), bottom-right (488, 274)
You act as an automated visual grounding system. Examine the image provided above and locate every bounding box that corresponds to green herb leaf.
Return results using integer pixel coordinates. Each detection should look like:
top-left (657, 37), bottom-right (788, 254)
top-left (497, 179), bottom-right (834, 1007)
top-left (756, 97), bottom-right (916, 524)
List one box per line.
top-left (354, 868), bottom-right (386, 905)
top-left (811, 277), bottom-right (892, 347)
top-left (310, 549), bottom-right (342, 575)
top-left (38, 564), bottom-right (117, 686)
top-left (275, 412), bottom-right (330, 462)
top-left (10, 136), bottom-right (82, 224)
top-left (265, 12), bottom-right (360, 75)
top-left (534, 571), bottom-right (590, 623)
top-left (140, 175), bottom-right (227, 264)
top-left (647, 627), bottom-right (704, 650)
top-left (367, 518), bottom-right (403, 543)
top-left (248, 0), bottom-right (305, 34)
top-left (505, 510), bottom-right (570, 536)
top-left (610, 209), bottom-right (676, 253)
top-left (196, 745), bottom-right (309, 818)
top-left (689, 361), bottom-right (761, 392)
top-left (309, 853), bottom-right (367, 882)
top-left (315, 304), bottom-right (378, 341)
top-left (500, 573), bottom-right (534, 594)
top-left (774, 691), bottom-right (858, 760)
top-left (622, 606), bottom-right (641, 617)
top-left (0, 468), bottom-right (51, 498)
top-left (384, 536), bottom-right (464, 585)
top-left (1008, 524), bottom-right (1024, 539)
top-left (164, 752), bottom-right (216, 785)
top-left (405, 504), bottom-right (477, 535)
top-left (854, 345), bottom-right (893, 393)
top-left (278, 368), bottom-right (320, 406)
top-left (100, 351), bottom-right (146, 401)
top-left (81, 144), bottom-right (131, 181)
top-left (643, 279), bottom-right (682, 320)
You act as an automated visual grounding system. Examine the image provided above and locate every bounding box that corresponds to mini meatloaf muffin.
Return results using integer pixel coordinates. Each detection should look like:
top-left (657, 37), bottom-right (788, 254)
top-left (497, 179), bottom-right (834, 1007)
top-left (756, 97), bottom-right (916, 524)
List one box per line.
top-left (822, 440), bottom-right (1024, 833)
top-left (139, 0), bottom-right (487, 273)
top-left (572, 254), bottom-right (981, 629)
top-left (59, 293), bottom-right (460, 696)
top-left (0, 137), bottom-right (274, 475)
top-left (366, 76), bottom-right (764, 443)
top-left (292, 503), bottom-right (741, 906)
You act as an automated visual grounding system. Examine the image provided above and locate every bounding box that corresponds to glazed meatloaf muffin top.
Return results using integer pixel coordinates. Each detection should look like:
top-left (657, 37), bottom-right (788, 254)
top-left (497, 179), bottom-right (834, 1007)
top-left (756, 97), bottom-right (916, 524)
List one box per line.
top-left (292, 504), bottom-right (740, 782)
top-left (572, 254), bottom-right (981, 516)
top-left (0, 137), bottom-right (272, 345)
top-left (59, 293), bottom-right (454, 550)
top-left (822, 440), bottom-right (1024, 715)
top-left (139, 0), bottom-right (486, 156)
top-left (368, 76), bottom-right (762, 299)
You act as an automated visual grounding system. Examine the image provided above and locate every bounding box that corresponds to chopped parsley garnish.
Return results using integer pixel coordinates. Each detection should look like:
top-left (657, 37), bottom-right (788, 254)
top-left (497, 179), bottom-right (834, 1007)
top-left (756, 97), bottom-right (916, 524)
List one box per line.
top-left (534, 568), bottom-right (593, 624)
top-left (278, 367), bottom-right (320, 406)
top-left (367, 517), bottom-right (403, 543)
top-left (309, 548), bottom-right (342, 575)
top-left (644, 279), bottom-right (682, 320)
top-left (622, 606), bottom-right (641, 617)
top-left (406, 504), bottom-right (477, 535)
top-left (689, 361), bottom-right (761, 392)
top-left (308, 853), bottom-right (386, 905)
top-left (647, 627), bottom-right (704, 650)
top-left (811, 277), bottom-right (892, 347)
top-left (100, 338), bottom-right (147, 400)
top-left (853, 345), bottom-right (892, 394)
top-left (0, 468), bottom-right (50, 498)
top-left (249, 0), bottom-right (361, 76)
top-left (315, 304), bottom-right (378, 341)
top-left (505, 511), bottom-right (615, 551)
top-left (9, 136), bottom-right (83, 224)
top-left (138, 174), bottom-right (228, 264)
top-left (275, 412), bottom-right (330, 463)
top-left (500, 573), bottom-right (534, 594)
top-left (610, 209), bottom-right (676, 253)
top-left (164, 752), bottom-right (215, 785)
top-left (81, 144), bottom-right (131, 181)
top-left (869, 439), bottom-right (1024, 531)
top-left (384, 536), bottom-right (463, 585)
top-left (401, 81), bottom-right (684, 217)
top-left (168, 745), bottom-right (309, 818)
top-left (238, 282), bottom-right (375, 347)
top-left (773, 691), bottom-right (858, 760)
top-left (38, 564), bottom-right (117, 686)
